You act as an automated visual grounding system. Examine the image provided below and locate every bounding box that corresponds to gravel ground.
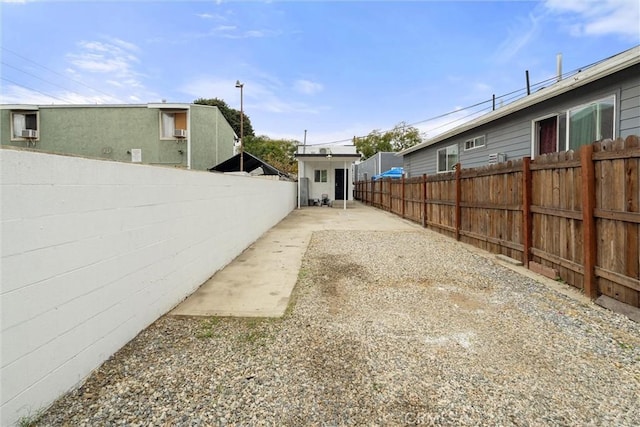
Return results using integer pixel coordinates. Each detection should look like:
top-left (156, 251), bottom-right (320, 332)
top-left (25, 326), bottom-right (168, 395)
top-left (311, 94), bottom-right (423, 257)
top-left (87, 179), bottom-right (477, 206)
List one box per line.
top-left (37, 229), bottom-right (640, 426)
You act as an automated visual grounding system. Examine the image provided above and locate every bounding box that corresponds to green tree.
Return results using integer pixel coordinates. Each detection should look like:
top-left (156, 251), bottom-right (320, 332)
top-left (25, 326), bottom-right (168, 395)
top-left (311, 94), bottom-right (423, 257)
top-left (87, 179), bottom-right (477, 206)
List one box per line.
top-left (243, 135), bottom-right (299, 174)
top-left (355, 122), bottom-right (423, 159)
top-left (354, 130), bottom-right (393, 160)
top-left (388, 121), bottom-right (423, 152)
top-left (193, 98), bottom-right (255, 138)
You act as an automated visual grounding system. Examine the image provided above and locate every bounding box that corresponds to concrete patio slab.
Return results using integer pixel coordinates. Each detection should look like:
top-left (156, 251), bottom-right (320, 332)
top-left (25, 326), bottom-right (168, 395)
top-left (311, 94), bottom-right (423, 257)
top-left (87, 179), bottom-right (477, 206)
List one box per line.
top-left (169, 202), bottom-right (418, 317)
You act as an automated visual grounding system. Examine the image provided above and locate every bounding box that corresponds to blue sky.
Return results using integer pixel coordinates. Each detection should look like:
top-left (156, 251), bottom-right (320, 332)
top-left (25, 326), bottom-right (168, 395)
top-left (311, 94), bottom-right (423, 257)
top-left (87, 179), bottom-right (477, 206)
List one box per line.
top-left (1, 0), bottom-right (639, 145)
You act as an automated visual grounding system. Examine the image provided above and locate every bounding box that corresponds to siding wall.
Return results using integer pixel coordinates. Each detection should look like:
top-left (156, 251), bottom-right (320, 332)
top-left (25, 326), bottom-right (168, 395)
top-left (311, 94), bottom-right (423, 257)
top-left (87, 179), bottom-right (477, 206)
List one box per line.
top-left (299, 159), bottom-right (354, 201)
top-left (405, 65), bottom-right (640, 176)
top-left (355, 152), bottom-right (402, 181)
top-left (0, 148), bottom-right (296, 426)
top-left (620, 80), bottom-right (640, 138)
top-left (189, 104), bottom-right (235, 171)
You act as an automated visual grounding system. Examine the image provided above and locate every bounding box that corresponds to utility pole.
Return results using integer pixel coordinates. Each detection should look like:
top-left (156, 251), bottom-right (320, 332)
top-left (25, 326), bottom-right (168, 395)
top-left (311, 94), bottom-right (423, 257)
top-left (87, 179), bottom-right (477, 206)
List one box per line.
top-left (235, 80), bottom-right (244, 172)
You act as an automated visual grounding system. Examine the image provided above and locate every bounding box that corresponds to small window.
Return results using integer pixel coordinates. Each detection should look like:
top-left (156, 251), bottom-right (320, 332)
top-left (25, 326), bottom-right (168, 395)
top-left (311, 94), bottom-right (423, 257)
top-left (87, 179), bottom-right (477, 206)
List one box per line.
top-left (160, 111), bottom-right (188, 139)
top-left (314, 169), bottom-right (328, 182)
top-left (464, 135), bottom-right (485, 150)
top-left (437, 144), bottom-right (458, 173)
top-left (11, 111), bottom-right (39, 140)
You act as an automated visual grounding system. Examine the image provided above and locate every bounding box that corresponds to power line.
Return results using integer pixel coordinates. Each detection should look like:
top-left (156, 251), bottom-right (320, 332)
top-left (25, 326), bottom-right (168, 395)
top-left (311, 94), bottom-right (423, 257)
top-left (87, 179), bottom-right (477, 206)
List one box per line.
top-left (0, 76), bottom-right (75, 103)
top-left (311, 55), bottom-right (615, 146)
top-left (1, 61), bottom-right (89, 98)
top-left (1, 47), bottom-right (119, 100)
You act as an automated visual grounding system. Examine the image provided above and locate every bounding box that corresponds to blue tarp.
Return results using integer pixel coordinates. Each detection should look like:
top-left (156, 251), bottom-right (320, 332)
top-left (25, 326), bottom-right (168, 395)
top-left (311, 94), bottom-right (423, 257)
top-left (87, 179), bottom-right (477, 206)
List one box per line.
top-left (373, 167), bottom-right (404, 180)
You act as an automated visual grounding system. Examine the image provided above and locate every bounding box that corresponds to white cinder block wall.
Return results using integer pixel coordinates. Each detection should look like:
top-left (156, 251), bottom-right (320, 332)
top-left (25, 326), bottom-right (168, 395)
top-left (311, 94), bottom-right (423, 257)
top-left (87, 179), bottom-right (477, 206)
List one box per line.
top-left (0, 149), bottom-right (296, 426)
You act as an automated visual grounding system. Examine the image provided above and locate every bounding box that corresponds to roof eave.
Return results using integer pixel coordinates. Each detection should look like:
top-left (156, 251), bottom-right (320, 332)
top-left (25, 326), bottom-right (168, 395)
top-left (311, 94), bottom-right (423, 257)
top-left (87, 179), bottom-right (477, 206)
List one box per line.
top-left (399, 45), bottom-right (640, 156)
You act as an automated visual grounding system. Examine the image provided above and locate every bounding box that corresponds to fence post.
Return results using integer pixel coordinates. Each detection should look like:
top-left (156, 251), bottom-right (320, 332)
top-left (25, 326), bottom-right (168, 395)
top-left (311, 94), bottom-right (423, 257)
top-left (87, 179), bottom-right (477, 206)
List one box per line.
top-left (387, 178), bottom-right (392, 212)
top-left (455, 163), bottom-right (461, 241)
top-left (371, 179), bottom-right (374, 206)
top-left (581, 144), bottom-right (598, 299)
top-left (522, 157), bottom-right (532, 267)
top-left (422, 174), bottom-right (427, 228)
top-left (401, 176), bottom-right (406, 218)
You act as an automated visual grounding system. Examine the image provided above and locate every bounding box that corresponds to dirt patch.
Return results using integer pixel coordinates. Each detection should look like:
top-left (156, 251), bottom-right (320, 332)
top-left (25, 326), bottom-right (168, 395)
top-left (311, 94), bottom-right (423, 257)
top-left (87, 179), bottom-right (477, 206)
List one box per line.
top-left (449, 291), bottom-right (484, 311)
top-left (312, 253), bottom-right (368, 303)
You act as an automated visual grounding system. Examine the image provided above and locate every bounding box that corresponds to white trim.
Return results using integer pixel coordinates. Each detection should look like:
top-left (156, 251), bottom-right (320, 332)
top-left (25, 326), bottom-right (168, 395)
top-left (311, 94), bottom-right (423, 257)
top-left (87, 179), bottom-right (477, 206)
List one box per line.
top-left (567, 94), bottom-right (616, 148)
top-left (343, 161), bottom-right (347, 209)
top-left (531, 112), bottom-right (559, 159)
top-left (10, 110), bottom-right (40, 142)
top-left (1, 105), bottom-right (39, 110)
top-left (529, 93), bottom-right (617, 158)
top-left (314, 169), bottom-right (328, 182)
top-left (463, 135), bottom-right (485, 151)
top-left (187, 106), bottom-right (192, 170)
top-left (436, 143), bottom-right (459, 173)
top-left (159, 110), bottom-right (188, 140)
top-left (147, 103), bottom-right (190, 109)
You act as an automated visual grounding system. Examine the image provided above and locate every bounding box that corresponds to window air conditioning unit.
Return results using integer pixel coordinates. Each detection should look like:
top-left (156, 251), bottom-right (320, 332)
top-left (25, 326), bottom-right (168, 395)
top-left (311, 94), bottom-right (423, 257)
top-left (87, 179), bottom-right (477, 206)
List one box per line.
top-left (21, 129), bottom-right (38, 139)
top-left (488, 153), bottom-right (506, 165)
top-left (174, 129), bottom-right (187, 138)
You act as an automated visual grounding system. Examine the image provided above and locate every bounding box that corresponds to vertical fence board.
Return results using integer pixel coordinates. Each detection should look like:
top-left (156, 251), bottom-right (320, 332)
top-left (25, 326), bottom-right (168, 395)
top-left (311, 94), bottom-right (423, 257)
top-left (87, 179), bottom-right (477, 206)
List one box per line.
top-left (581, 144), bottom-right (598, 299)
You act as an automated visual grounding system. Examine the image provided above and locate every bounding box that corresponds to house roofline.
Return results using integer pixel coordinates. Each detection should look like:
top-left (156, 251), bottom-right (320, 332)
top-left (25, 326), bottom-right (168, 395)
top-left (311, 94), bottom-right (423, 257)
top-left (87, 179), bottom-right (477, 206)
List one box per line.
top-left (400, 45), bottom-right (640, 156)
top-left (295, 154), bottom-right (361, 159)
top-left (0, 103), bottom-right (196, 110)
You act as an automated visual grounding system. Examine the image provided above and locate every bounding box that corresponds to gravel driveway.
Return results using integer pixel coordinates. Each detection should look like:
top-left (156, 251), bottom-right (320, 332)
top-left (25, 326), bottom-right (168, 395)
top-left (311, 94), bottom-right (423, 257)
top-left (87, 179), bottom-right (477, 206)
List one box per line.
top-left (37, 229), bottom-right (640, 426)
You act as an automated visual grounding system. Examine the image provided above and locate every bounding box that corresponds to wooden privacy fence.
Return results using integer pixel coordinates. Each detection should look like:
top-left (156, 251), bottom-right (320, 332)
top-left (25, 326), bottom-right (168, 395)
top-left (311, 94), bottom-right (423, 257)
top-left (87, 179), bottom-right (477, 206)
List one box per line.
top-left (354, 135), bottom-right (640, 308)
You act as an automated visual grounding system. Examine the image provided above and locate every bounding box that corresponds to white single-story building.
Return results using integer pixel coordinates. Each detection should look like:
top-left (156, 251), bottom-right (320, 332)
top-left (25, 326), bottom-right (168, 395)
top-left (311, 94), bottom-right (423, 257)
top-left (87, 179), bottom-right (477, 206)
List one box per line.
top-left (295, 143), bottom-right (361, 209)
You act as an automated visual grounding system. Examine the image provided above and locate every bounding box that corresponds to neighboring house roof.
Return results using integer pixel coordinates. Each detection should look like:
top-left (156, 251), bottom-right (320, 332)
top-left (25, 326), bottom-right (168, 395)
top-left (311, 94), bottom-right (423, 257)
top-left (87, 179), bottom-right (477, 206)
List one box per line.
top-left (400, 45), bottom-right (640, 156)
top-left (1, 103), bottom-right (191, 110)
top-left (294, 153), bottom-right (361, 159)
top-left (209, 152), bottom-right (289, 178)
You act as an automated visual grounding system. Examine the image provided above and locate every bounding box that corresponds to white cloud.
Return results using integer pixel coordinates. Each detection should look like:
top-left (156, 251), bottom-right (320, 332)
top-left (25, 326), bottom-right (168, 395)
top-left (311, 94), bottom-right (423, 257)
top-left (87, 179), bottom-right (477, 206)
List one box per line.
top-left (494, 11), bottom-right (543, 63)
top-left (107, 37), bottom-right (141, 53)
top-left (62, 37), bottom-right (150, 102)
top-left (219, 29), bottom-right (277, 39)
top-left (294, 79), bottom-right (323, 95)
top-left (544, 0), bottom-right (640, 40)
top-left (0, 36), bottom-right (160, 106)
top-left (0, 83), bottom-right (123, 104)
top-left (68, 40), bottom-right (140, 76)
top-left (179, 75), bottom-right (323, 115)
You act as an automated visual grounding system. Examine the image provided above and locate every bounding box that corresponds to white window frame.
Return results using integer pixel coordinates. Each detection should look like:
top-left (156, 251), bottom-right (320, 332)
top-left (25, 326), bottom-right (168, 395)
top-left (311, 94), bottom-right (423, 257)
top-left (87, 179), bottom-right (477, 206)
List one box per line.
top-left (10, 110), bottom-right (39, 141)
top-left (464, 135), bottom-right (485, 150)
top-left (159, 110), bottom-right (188, 140)
top-left (436, 144), bottom-right (458, 173)
top-left (314, 169), bottom-right (328, 182)
top-left (530, 94), bottom-right (615, 158)
top-left (567, 94), bottom-right (615, 150)
top-left (531, 113), bottom-right (564, 159)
